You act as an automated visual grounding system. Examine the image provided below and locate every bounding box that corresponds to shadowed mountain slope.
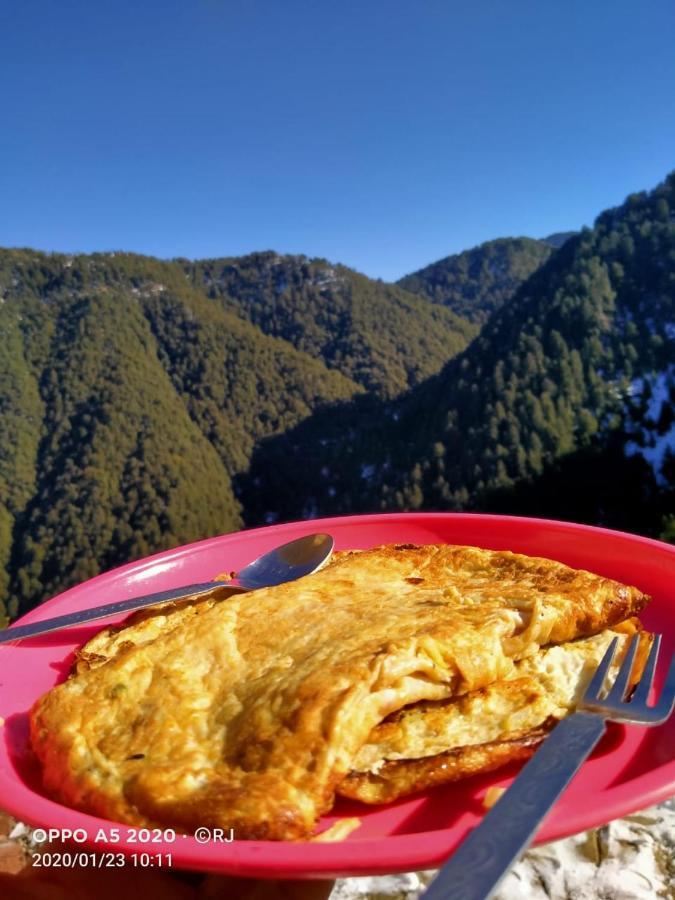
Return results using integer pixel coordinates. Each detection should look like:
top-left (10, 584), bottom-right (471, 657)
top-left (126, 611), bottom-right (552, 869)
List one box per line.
top-left (241, 174), bottom-right (675, 532)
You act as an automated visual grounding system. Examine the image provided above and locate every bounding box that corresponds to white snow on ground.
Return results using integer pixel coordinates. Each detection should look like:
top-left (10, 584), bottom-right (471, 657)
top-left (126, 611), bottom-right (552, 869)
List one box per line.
top-left (314, 268), bottom-right (339, 287)
top-left (624, 365), bottom-right (675, 484)
top-left (625, 425), bottom-right (675, 483)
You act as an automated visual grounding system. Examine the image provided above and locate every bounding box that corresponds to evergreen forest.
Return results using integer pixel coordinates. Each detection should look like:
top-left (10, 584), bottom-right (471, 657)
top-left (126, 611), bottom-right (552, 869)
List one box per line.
top-left (1, 174), bottom-right (673, 624)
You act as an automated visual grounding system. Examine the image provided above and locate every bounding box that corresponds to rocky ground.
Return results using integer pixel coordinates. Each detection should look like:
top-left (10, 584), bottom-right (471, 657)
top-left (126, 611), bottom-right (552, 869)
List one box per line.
top-left (1, 803), bottom-right (673, 899)
top-left (331, 802), bottom-right (675, 899)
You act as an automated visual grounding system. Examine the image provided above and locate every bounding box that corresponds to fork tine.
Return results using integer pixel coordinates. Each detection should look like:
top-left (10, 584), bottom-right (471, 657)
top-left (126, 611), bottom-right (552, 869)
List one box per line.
top-left (605, 633), bottom-right (641, 704)
top-left (583, 636), bottom-right (619, 702)
top-left (651, 650), bottom-right (675, 721)
top-left (630, 634), bottom-right (660, 707)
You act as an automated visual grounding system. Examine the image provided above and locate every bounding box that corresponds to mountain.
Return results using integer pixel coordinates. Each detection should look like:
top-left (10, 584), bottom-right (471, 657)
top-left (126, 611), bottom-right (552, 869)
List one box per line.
top-left (2, 173), bottom-right (674, 622)
top-left (0, 250), bottom-right (360, 619)
top-left (182, 253), bottom-right (477, 398)
top-left (397, 237), bottom-right (554, 323)
top-left (241, 174), bottom-right (675, 536)
top-left (541, 231), bottom-right (577, 249)
top-left (0, 247), bottom-right (478, 620)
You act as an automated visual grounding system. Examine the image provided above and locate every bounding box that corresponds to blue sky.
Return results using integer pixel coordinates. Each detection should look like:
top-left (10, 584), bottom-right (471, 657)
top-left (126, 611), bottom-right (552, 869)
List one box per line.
top-left (2, 1), bottom-right (674, 281)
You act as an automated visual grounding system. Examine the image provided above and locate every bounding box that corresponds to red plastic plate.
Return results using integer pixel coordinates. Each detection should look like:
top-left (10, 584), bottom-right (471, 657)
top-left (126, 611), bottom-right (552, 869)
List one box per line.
top-left (1, 513), bottom-right (674, 878)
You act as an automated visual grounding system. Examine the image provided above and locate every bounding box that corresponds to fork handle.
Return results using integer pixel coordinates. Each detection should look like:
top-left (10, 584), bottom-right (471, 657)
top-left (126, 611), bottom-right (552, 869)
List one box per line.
top-left (423, 712), bottom-right (606, 900)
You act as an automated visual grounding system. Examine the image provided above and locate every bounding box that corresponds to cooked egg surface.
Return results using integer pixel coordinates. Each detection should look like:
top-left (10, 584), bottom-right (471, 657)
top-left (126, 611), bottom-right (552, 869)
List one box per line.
top-left (30, 544), bottom-right (648, 840)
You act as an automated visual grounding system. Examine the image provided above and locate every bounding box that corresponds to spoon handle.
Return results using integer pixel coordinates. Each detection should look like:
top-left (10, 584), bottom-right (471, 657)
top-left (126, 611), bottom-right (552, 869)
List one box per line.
top-left (0, 581), bottom-right (245, 644)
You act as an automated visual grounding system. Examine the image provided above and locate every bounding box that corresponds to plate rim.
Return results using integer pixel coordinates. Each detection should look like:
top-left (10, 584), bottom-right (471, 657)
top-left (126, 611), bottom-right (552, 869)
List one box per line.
top-left (1, 511), bottom-right (674, 878)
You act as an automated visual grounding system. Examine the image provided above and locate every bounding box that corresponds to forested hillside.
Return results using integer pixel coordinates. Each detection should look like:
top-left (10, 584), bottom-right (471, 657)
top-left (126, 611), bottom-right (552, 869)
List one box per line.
top-left (0, 247), bottom-right (478, 621)
top-left (397, 237), bottom-right (554, 322)
top-left (541, 231), bottom-right (577, 249)
top-left (0, 251), bottom-right (360, 619)
top-left (241, 174), bottom-right (675, 535)
top-left (183, 253), bottom-right (477, 397)
top-left (2, 172), bottom-right (673, 624)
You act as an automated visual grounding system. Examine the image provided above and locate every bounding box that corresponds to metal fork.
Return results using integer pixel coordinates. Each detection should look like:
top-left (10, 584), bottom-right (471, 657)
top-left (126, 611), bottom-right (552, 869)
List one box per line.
top-left (422, 633), bottom-right (675, 900)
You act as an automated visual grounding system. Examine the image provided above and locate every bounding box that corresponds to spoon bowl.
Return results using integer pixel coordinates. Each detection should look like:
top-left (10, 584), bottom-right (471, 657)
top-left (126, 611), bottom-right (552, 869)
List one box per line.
top-left (235, 533), bottom-right (334, 590)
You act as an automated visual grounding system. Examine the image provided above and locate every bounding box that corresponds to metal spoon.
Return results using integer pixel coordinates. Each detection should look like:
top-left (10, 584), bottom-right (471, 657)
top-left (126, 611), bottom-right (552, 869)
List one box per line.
top-left (0, 533), bottom-right (334, 644)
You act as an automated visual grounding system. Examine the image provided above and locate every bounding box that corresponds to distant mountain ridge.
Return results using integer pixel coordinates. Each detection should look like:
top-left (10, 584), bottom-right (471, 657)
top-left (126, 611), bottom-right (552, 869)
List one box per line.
top-left (397, 237), bottom-right (554, 322)
top-left (1, 173), bottom-right (673, 624)
top-left (241, 173), bottom-right (675, 536)
top-left (182, 252), bottom-right (477, 397)
top-left (541, 231), bottom-right (577, 249)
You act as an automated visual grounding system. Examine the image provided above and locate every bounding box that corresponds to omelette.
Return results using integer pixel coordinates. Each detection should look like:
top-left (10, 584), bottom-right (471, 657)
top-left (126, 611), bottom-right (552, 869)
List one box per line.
top-left (30, 543), bottom-right (650, 840)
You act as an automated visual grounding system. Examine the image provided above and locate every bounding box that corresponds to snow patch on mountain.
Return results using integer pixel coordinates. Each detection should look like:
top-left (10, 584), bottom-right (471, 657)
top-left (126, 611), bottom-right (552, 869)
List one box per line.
top-left (624, 365), bottom-right (675, 484)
